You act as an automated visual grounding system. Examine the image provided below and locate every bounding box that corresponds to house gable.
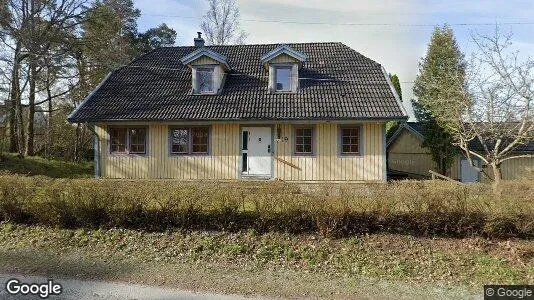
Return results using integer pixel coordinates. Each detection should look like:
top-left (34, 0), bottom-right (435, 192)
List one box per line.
top-left (269, 53), bottom-right (299, 64)
top-left (189, 56), bottom-right (219, 65)
top-left (388, 129), bottom-right (428, 154)
top-left (260, 44), bottom-right (307, 65)
top-left (180, 48), bottom-right (230, 70)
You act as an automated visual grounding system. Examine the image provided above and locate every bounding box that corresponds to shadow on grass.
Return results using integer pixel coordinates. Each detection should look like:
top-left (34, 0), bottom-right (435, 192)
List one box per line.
top-left (0, 153), bottom-right (93, 178)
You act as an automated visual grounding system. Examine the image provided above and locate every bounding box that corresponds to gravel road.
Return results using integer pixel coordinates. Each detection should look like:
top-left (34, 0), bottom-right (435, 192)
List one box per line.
top-left (0, 273), bottom-right (255, 300)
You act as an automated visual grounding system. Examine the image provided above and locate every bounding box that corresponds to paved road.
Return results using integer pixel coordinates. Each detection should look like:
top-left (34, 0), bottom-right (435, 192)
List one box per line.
top-left (0, 273), bottom-right (253, 300)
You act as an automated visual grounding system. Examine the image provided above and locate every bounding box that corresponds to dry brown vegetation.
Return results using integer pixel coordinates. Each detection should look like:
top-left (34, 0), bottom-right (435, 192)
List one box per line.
top-left (1, 175), bottom-right (533, 238)
top-left (0, 223), bottom-right (532, 298)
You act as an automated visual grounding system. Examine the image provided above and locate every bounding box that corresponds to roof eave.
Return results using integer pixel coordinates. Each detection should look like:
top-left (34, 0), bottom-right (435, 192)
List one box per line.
top-left (180, 48), bottom-right (231, 69)
top-left (381, 66), bottom-right (408, 118)
top-left (68, 72), bottom-right (113, 123)
top-left (68, 116), bottom-right (409, 124)
top-left (260, 44), bottom-right (307, 64)
top-left (386, 122), bottom-right (425, 148)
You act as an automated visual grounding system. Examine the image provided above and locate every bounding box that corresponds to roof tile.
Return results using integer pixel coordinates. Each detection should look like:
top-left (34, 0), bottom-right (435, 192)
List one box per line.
top-left (69, 42), bottom-right (406, 122)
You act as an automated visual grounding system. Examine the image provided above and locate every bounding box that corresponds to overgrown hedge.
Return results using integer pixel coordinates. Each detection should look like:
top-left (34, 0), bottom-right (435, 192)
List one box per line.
top-left (0, 175), bottom-right (533, 238)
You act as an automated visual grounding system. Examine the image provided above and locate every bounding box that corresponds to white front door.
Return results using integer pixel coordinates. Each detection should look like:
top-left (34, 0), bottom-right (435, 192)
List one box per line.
top-left (460, 159), bottom-right (479, 183)
top-left (242, 127), bottom-right (272, 177)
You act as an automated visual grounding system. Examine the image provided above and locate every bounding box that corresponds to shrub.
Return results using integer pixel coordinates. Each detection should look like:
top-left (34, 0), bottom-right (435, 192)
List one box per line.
top-left (0, 175), bottom-right (533, 238)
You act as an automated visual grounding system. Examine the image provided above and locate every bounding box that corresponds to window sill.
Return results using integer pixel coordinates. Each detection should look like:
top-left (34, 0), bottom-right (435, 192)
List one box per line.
top-left (294, 153), bottom-right (315, 157)
top-left (192, 92), bottom-right (217, 95)
top-left (109, 153), bottom-right (148, 157)
top-left (271, 91), bottom-right (296, 94)
top-left (169, 153), bottom-right (211, 157)
top-left (339, 153), bottom-right (363, 157)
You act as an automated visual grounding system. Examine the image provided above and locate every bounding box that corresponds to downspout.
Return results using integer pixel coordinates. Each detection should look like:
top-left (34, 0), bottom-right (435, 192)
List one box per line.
top-left (87, 124), bottom-right (101, 179)
top-left (383, 123), bottom-right (387, 182)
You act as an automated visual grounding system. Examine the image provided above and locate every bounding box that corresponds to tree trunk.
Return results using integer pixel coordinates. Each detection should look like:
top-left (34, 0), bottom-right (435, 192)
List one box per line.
top-left (16, 94), bottom-right (25, 158)
top-left (8, 42), bottom-right (21, 153)
top-left (26, 62), bottom-right (36, 156)
top-left (491, 162), bottom-right (502, 197)
top-left (439, 157), bottom-right (447, 176)
top-left (13, 44), bottom-right (24, 158)
top-left (74, 123), bottom-right (81, 162)
top-left (24, 0), bottom-right (36, 156)
top-left (45, 73), bottom-right (52, 160)
top-left (491, 163), bottom-right (502, 183)
top-left (8, 97), bottom-right (17, 152)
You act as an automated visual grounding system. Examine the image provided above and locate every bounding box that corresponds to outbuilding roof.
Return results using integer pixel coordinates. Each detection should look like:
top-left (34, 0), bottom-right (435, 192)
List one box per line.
top-left (387, 122), bottom-right (534, 153)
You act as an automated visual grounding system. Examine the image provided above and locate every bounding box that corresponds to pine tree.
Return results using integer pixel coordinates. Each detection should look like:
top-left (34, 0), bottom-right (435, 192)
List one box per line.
top-left (389, 73), bottom-right (402, 101)
top-left (413, 25), bottom-right (465, 176)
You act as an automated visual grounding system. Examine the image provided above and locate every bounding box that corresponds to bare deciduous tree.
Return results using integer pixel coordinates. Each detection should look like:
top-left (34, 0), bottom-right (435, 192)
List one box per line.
top-left (1, 0), bottom-right (88, 156)
top-left (200, 0), bottom-right (247, 45)
top-left (426, 26), bottom-right (534, 185)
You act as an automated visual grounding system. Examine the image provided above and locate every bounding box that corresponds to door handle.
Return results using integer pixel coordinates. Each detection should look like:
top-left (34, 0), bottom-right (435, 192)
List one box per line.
top-left (267, 145), bottom-right (271, 153)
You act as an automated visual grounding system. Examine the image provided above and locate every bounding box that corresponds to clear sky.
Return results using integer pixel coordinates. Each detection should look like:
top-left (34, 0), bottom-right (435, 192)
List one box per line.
top-left (135, 0), bottom-right (534, 119)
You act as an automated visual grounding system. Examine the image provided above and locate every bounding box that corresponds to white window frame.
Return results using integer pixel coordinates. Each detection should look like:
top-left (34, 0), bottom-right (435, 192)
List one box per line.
top-left (274, 65), bottom-right (292, 92)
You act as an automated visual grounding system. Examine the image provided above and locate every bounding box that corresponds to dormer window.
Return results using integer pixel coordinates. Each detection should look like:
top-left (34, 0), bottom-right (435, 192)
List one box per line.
top-left (261, 45), bottom-right (307, 94)
top-left (180, 45), bottom-right (230, 95)
top-left (197, 67), bottom-right (214, 94)
top-left (275, 66), bottom-right (292, 91)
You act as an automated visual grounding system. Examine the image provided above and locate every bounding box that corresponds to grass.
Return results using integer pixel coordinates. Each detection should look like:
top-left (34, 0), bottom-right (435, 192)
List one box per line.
top-left (0, 153), bottom-right (93, 178)
top-left (0, 223), bottom-right (532, 298)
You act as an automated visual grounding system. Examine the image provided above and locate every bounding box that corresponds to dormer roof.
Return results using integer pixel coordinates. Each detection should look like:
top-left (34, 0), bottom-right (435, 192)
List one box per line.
top-left (180, 48), bottom-right (230, 70)
top-left (260, 44), bottom-right (307, 64)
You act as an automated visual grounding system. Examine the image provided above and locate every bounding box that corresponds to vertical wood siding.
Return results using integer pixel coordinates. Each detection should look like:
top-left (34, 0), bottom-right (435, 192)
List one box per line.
top-left (269, 54), bottom-right (298, 64)
top-left (500, 157), bottom-right (534, 179)
top-left (389, 130), bottom-right (441, 178)
top-left (388, 130), bottom-right (461, 179)
top-left (190, 56), bottom-right (218, 65)
top-left (480, 156), bottom-right (534, 182)
top-left (96, 123), bottom-right (240, 179)
top-left (96, 122), bottom-right (386, 181)
top-left (274, 123), bottom-right (386, 181)
top-left (388, 129), bottom-right (534, 180)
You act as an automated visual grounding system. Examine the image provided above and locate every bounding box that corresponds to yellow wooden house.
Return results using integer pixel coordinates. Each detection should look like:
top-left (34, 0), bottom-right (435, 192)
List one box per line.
top-left (69, 33), bottom-right (407, 181)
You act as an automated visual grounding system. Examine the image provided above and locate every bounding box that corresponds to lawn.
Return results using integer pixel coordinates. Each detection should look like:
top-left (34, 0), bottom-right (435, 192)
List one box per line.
top-left (0, 153), bottom-right (93, 178)
top-left (0, 223), bottom-right (532, 299)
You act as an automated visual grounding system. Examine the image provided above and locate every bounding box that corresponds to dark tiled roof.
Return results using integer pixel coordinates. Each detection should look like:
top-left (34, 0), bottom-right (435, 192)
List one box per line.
top-left (401, 122), bottom-right (534, 153)
top-left (68, 43), bottom-right (407, 122)
top-left (404, 122), bottom-right (424, 136)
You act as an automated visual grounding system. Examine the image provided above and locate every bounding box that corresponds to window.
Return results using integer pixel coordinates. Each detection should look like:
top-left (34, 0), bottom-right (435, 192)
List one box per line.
top-left (170, 127), bottom-right (210, 155)
top-left (110, 128), bottom-right (127, 153)
top-left (294, 127), bottom-right (313, 155)
top-left (171, 129), bottom-right (188, 154)
top-left (340, 127), bottom-right (360, 155)
top-left (128, 128), bottom-right (146, 154)
top-left (196, 67), bottom-right (214, 94)
top-left (275, 66), bottom-right (291, 91)
top-left (191, 127), bottom-right (209, 153)
top-left (109, 127), bottom-right (147, 154)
